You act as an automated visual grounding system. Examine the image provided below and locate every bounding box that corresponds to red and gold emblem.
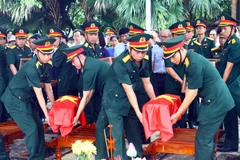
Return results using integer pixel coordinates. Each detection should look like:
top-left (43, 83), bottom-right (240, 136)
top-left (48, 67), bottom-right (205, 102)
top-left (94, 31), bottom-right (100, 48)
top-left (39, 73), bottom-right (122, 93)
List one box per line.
top-left (139, 37), bottom-right (146, 42)
top-left (90, 23), bottom-right (96, 28)
top-left (45, 41), bottom-right (50, 46)
top-left (19, 29), bottom-right (24, 33)
top-left (50, 29), bottom-right (54, 33)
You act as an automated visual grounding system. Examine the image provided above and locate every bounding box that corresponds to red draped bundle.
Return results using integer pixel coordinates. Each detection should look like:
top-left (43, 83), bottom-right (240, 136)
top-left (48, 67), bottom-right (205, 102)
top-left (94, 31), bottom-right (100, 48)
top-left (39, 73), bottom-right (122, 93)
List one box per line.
top-left (142, 94), bottom-right (182, 142)
top-left (49, 95), bottom-right (87, 137)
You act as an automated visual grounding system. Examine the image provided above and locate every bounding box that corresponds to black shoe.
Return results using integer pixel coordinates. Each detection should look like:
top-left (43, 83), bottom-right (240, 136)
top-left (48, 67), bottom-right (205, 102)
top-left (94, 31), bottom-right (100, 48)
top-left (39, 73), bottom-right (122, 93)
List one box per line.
top-left (217, 147), bottom-right (238, 152)
top-left (217, 143), bottom-right (224, 148)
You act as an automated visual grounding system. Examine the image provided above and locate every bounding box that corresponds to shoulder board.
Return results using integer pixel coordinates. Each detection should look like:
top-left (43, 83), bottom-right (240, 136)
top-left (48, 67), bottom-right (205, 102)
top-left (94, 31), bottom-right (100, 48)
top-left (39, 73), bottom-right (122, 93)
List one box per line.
top-left (211, 47), bottom-right (219, 51)
top-left (193, 41), bottom-right (201, 46)
top-left (84, 42), bottom-right (89, 47)
top-left (192, 38), bottom-right (196, 41)
top-left (48, 60), bottom-right (53, 66)
top-left (9, 45), bottom-right (16, 49)
top-left (232, 38), bottom-right (236, 44)
top-left (144, 54), bottom-right (149, 60)
top-left (36, 61), bottom-right (42, 68)
top-left (207, 37), bottom-right (214, 41)
top-left (25, 44), bottom-right (30, 48)
top-left (184, 57), bottom-right (190, 67)
top-left (122, 54), bottom-right (131, 63)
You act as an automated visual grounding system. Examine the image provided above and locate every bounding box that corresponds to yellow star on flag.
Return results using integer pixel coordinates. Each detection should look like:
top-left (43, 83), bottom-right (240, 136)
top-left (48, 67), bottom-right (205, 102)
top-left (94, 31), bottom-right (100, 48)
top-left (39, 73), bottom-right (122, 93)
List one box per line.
top-left (56, 96), bottom-right (79, 104)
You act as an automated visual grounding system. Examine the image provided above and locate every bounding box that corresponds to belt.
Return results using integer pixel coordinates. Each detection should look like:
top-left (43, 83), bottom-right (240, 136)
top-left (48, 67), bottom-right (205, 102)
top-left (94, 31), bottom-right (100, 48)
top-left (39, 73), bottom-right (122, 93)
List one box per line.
top-left (154, 73), bottom-right (166, 75)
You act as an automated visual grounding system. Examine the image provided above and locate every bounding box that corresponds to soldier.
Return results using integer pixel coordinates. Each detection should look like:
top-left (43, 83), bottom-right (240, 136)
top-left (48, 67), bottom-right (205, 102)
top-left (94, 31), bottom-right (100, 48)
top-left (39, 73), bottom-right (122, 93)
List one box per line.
top-left (61, 45), bottom-right (110, 125)
top-left (0, 29), bottom-right (7, 48)
top-left (158, 35), bottom-right (234, 160)
top-left (184, 20), bottom-right (195, 47)
top-left (47, 27), bottom-right (78, 98)
top-left (216, 13), bottom-right (240, 152)
top-left (96, 34), bottom-right (156, 159)
top-left (6, 27), bottom-right (32, 81)
top-left (1, 38), bottom-right (56, 160)
top-left (82, 21), bottom-right (101, 58)
top-left (166, 22), bottom-right (186, 127)
top-left (104, 27), bottom-right (116, 48)
top-left (188, 18), bottom-right (215, 58)
top-left (211, 32), bottom-right (226, 59)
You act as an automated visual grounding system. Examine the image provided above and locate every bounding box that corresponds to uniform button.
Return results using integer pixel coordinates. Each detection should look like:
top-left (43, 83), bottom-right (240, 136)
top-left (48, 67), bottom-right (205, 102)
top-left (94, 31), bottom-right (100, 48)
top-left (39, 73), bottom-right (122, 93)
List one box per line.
top-left (207, 100), bottom-right (211, 103)
top-left (115, 94), bottom-right (118, 97)
top-left (18, 96), bottom-right (21, 99)
top-left (131, 76), bottom-right (133, 78)
top-left (59, 79), bottom-right (61, 81)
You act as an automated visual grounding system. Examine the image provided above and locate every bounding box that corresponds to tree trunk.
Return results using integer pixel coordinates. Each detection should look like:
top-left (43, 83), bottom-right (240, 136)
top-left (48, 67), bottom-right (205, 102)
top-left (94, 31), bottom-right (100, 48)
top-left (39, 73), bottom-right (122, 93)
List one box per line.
top-left (231, 0), bottom-right (237, 19)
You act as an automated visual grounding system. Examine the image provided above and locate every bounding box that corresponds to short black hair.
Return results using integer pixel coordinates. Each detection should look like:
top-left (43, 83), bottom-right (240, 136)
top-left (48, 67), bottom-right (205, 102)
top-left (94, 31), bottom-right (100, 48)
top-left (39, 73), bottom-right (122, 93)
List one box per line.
top-left (119, 27), bottom-right (129, 35)
top-left (110, 34), bottom-right (118, 41)
top-left (73, 29), bottom-right (82, 35)
top-left (98, 32), bottom-right (106, 47)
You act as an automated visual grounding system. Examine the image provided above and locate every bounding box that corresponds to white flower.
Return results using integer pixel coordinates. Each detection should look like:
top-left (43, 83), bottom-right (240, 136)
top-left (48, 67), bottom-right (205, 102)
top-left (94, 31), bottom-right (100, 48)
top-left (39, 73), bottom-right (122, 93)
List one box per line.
top-left (126, 143), bottom-right (137, 158)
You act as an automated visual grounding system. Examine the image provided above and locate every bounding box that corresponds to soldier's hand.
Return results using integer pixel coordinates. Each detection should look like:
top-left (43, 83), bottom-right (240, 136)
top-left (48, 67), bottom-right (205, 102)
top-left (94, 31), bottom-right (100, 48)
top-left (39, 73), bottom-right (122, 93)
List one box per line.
top-left (45, 115), bottom-right (50, 125)
top-left (51, 80), bottom-right (58, 87)
top-left (170, 113), bottom-right (179, 125)
top-left (136, 112), bottom-right (143, 124)
top-left (72, 116), bottom-right (79, 126)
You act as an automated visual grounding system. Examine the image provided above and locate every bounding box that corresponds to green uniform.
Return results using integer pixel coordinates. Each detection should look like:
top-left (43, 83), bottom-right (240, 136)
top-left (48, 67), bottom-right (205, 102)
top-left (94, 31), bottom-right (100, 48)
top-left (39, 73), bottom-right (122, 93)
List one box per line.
top-left (211, 46), bottom-right (223, 59)
top-left (83, 41), bottom-right (100, 58)
top-left (188, 36), bottom-right (215, 58)
top-left (81, 56), bottom-right (110, 123)
top-left (1, 56), bottom-right (52, 160)
top-left (96, 51), bottom-right (150, 160)
top-left (6, 44), bottom-right (32, 81)
top-left (0, 46), bottom-right (7, 122)
top-left (216, 33), bottom-right (240, 150)
top-left (185, 51), bottom-right (234, 160)
top-left (52, 43), bottom-right (78, 97)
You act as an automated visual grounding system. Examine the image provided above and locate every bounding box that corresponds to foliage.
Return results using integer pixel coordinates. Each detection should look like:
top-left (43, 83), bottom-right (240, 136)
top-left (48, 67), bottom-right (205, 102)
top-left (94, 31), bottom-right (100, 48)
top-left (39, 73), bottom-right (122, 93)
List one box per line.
top-left (72, 140), bottom-right (96, 160)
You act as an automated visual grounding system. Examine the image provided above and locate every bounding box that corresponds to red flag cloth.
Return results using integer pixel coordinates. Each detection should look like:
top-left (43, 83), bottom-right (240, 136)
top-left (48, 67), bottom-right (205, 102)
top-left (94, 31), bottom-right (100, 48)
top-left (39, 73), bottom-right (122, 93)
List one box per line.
top-left (48, 95), bottom-right (87, 137)
top-left (142, 94), bottom-right (182, 142)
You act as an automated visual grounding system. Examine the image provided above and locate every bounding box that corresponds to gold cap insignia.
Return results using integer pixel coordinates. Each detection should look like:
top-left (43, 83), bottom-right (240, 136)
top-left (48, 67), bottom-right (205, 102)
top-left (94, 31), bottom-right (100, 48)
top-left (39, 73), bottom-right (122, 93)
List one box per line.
top-left (221, 16), bottom-right (225, 20)
top-left (107, 29), bottom-right (110, 32)
top-left (139, 37), bottom-right (146, 42)
top-left (178, 24), bottom-right (183, 28)
top-left (161, 45), bottom-right (167, 50)
top-left (50, 29), bottom-right (54, 33)
top-left (45, 41), bottom-right (50, 46)
top-left (19, 29), bottom-right (24, 33)
top-left (197, 20), bottom-right (200, 24)
top-left (186, 22), bottom-right (190, 26)
top-left (90, 23), bottom-right (96, 28)
top-left (130, 25), bottom-right (133, 30)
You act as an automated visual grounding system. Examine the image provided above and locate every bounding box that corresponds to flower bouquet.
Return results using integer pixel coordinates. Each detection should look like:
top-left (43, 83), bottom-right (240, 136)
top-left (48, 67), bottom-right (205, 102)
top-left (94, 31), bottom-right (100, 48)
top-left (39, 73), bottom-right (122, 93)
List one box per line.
top-left (72, 140), bottom-right (96, 160)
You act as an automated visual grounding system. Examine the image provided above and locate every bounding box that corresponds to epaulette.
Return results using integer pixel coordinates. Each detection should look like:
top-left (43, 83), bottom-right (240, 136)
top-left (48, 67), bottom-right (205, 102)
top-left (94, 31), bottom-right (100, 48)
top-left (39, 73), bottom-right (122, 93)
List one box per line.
top-left (143, 55), bottom-right (149, 60)
top-left (25, 44), bottom-right (30, 48)
top-left (193, 41), bottom-right (201, 46)
top-left (9, 45), bottom-right (16, 49)
top-left (184, 57), bottom-right (190, 67)
top-left (48, 60), bottom-right (53, 66)
top-left (122, 54), bottom-right (131, 63)
top-left (232, 38), bottom-right (236, 44)
top-left (36, 61), bottom-right (42, 68)
top-left (211, 47), bottom-right (219, 52)
top-left (192, 38), bottom-right (197, 41)
top-left (84, 42), bottom-right (89, 47)
top-left (207, 37), bottom-right (214, 41)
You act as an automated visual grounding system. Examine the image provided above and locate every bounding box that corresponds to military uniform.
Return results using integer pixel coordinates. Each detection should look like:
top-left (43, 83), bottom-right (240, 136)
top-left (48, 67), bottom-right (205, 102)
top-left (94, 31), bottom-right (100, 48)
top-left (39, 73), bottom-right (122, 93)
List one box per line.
top-left (105, 27), bottom-right (116, 48)
top-left (210, 46), bottom-right (223, 59)
top-left (6, 27), bottom-right (32, 81)
top-left (158, 35), bottom-right (234, 160)
top-left (96, 34), bottom-right (153, 159)
top-left (48, 27), bottom-right (78, 97)
top-left (216, 13), bottom-right (240, 152)
top-left (63, 45), bottom-right (110, 123)
top-left (1, 38), bottom-right (56, 160)
top-left (188, 19), bottom-right (215, 58)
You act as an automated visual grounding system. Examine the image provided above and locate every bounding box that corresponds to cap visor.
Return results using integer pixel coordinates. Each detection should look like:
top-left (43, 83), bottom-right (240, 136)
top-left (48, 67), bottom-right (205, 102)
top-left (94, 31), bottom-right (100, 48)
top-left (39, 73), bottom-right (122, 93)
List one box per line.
top-left (133, 47), bottom-right (149, 52)
top-left (163, 52), bottom-right (177, 59)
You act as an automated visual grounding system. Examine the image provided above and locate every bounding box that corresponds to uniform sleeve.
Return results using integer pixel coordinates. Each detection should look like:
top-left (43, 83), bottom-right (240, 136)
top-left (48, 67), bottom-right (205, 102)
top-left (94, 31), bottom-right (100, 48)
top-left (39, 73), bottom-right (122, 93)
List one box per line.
top-left (187, 63), bottom-right (203, 89)
top-left (52, 50), bottom-right (65, 68)
top-left (43, 65), bottom-right (52, 83)
top-left (83, 68), bottom-right (97, 91)
top-left (6, 49), bottom-right (16, 66)
top-left (227, 42), bottom-right (240, 64)
top-left (25, 68), bottom-right (41, 88)
top-left (164, 59), bottom-right (174, 67)
top-left (113, 61), bottom-right (132, 85)
top-left (140, 60), bottom-right (150, 78)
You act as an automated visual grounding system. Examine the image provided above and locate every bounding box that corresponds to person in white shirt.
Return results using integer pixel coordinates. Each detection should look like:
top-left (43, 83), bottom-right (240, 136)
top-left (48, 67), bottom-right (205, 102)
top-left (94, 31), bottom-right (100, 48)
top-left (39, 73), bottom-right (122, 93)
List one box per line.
top-left (114, 27), bottom-right (129, 57)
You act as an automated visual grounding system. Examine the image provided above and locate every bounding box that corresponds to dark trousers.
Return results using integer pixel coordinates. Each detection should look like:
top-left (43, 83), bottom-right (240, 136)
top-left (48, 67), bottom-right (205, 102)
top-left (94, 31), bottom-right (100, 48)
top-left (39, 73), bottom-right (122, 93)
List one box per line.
top-left (58, 88), bottom-right (78, 97)
top-left (0, 132), bottom-right (9, 160)
top-left (222, 104), bottom-right (240, 150)
top-left (8, 108), bottom-right (45, 160)
top-left (153, 73), bottom-right (166, 96)
top-left (195, 112), bottom-right (226, 160)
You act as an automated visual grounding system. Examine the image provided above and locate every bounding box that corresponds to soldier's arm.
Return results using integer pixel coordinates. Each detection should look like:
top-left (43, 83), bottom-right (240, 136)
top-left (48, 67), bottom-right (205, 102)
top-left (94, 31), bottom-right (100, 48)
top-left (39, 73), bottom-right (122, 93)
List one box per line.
top-left (33, 87), bottom-right (49, 124)
top-left (222, 62), bottom-right (234, 82)
top-left (142, 77), bottom-right (156, 99)
top-left (73, 90), bottom-right (94, 125)
top-left (122, 83), bottom-right (142, 123)
top-left (166, 67), bottom-right (183, 84)
top-left (44, 83), bottom-right (55, 105)
top-left (9, 64), bottom-right (17, 75)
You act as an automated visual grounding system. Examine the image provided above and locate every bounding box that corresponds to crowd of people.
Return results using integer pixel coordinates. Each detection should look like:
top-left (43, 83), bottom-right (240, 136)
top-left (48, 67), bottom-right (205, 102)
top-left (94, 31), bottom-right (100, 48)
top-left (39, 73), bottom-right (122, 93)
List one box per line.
top-left (0, 13), bottom-right (239, 160)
